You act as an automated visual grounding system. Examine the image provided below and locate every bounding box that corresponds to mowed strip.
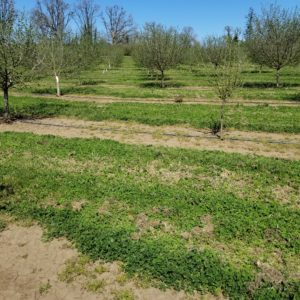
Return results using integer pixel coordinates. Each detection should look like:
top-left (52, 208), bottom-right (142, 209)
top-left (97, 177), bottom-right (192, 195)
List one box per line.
top-left (12, 92), bottom-right (300, 107)
top-left (1, 118), bottom-right (300, 160)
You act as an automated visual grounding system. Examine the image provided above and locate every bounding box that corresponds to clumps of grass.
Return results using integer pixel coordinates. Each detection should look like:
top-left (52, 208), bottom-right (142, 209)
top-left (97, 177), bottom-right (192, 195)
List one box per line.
top-left (116, 274), bottom-right (129, 286)
top-left (85, 279), bottom-right (106, 293)
top-left (113, 289), bottom-right (135, 300)
top-left (209, 118), bottom-right (224, 135)
top-left (39, 280), bottom-right (52, 295)
top-left (94, 264), bottom-right (107, 274)
top-left (0, 183), bottom-right (14, 198)
top-left (174, 95), bottom-right (183, 103)
top-left (58, 255), bottom-right (108, 293)
top-left (58, 255), bottom-right (91, 283)
top-left (0, 219), bottom-right (7, 232)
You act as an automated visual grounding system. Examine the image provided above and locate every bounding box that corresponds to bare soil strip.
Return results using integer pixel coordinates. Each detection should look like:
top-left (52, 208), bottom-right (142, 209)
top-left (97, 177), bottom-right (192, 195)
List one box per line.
top-left (12, 92), bottom-right (300, 107)
top-left (1, 118), bottom-right (299, 160)
top-left (0, 224), bottom-right (207, 300)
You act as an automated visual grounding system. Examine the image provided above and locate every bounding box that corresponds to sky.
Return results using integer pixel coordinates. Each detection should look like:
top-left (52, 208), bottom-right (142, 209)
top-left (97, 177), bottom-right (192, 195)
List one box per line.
top-left (15, 0), bottom-right (300, 39)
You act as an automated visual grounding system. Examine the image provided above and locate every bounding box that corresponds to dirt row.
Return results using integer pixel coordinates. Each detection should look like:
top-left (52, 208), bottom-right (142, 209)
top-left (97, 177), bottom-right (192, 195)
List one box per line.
top-left (13, 92), bottom-right (300, 107)
top-left (1, 118), bottom-right (299, 160)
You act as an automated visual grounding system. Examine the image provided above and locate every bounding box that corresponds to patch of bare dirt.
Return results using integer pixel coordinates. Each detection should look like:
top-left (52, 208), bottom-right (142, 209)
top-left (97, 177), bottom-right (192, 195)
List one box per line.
top-left (71, 200), bottom-right (87, 211)
top-left (132, 213), bottom-right (175, 240)
top-left (147, 160), bottom-right (192, 183)
top-left (0, 224), bottom-right (222, 300)
top-left (272, 185), bottom-right (300, 207)
top-left (249, 260), bottom-right (284, 293)
top-left (181, 215), bottom-right (214, 240)
top-left (1, 118), bottom-right (299, 160)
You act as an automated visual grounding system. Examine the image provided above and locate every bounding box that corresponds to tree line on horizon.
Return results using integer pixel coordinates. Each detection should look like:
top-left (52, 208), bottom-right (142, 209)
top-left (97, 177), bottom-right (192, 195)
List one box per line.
top-left (1, 0), bottom-right (300, 131)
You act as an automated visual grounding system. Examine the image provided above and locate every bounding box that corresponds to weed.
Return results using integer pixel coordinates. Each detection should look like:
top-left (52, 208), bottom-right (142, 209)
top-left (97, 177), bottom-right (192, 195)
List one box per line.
top-left (94, 264), bottom-right (107, 274)
top-left (85, 279), bottom-right (106, 293)
top-left (209, 119), bottom-right (223, 135)
top-left (174, 95), bottom-right (183, 103)
top-left (113, 289), bottom-right (135, 300)
top-left (39, 280), bottom-right (52, 295)
top-left (0, 220), bottom-right (6, 232)
top-left (58, 255), bottom-right (91, 283)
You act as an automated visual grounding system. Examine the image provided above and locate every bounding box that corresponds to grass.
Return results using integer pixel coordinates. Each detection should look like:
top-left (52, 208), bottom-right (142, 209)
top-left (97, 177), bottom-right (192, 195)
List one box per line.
top-left (113, 290), bottom-right (135, 300)
top-left (0, 219), bottom-right (7, 232)
top-left (17, 56), bottom-right (300, 101)
top-left (5, 95), bottom-right (300, 133)
top-left (1, 132), bottom-right (299, 299)
top-left (39, 281), bottom-right (52, 295)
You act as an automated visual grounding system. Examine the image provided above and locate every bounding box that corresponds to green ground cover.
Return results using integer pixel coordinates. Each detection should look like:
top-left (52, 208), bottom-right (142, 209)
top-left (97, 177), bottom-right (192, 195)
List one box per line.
top-left (0, 132), bottom-right (299, 299)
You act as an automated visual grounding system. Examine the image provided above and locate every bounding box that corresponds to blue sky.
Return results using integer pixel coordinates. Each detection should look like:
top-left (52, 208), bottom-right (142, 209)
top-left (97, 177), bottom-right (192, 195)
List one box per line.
top-left (15, 0), bottom-right (299, 38)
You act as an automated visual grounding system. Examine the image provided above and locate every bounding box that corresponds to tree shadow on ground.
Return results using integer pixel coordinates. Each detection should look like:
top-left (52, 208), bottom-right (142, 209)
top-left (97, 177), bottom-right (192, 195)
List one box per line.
top-left (31, 86), bottom-right (98, 95)
top-left (282, 93), bottom-right (300, 102)
top-left (139, 81), bottom-right (186, 88)
top-left (242, 82), bottom-right (300, 88)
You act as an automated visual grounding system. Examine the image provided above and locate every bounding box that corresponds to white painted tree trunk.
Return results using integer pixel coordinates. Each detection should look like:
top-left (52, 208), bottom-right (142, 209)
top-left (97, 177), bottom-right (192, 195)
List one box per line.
top-left (3, 88), bottom-right (9, 119)
top-left (55, 75), bottom-right (61, 97)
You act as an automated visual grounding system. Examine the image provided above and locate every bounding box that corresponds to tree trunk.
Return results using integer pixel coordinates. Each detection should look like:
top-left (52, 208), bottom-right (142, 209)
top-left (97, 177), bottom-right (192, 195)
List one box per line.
top-left (3, 87), bottom-right (9, 119)
top-left (276, 69), bottom-right (280, 88)
top-left (55, 74), bottom-right (61, 97)
top-left (219, 99), bottom-right (225, 140)
top-left (161, 70), bottom-right (165, 88)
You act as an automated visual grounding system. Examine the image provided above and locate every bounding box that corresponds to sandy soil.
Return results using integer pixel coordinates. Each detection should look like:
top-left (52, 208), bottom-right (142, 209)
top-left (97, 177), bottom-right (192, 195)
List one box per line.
top-left (12, 92), bottom-right (300, 107)
top-left (0, 224), bottom-right (220, 300)
top-left (1, 118), bottom-right (299, 160)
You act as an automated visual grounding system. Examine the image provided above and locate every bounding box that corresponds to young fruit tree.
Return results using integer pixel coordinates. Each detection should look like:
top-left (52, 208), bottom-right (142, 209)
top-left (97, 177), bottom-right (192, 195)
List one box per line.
top-left (0, 0), bottom-right (36, 119)
top-left (133, 23), bottom-right (191, 88)
top-left (244, 4), bottom-right (300, 87)
top-left (32, 0), bottom-right (72, 96)
top-left (208, 35), bottom-right (242, 139)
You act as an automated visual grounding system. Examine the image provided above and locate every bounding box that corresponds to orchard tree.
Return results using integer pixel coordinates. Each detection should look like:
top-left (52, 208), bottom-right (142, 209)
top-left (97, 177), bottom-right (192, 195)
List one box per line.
top-left (244, 4), bottom-right (300, 87)
top-left (32, 0), bottom-right (72, 96)
top-left (210, 35), bottom-right (242, 139)
top-left (183, 42), bottom-right (202, 70)
top-left (180, 27), bottom-right (202, 69)
top-left (101, 5), bottom-right (136, 45)
top-left (134, 23), bottom-right (190, 88)
top-left (202, 36), bottom-right (227, 67)
top-left (100, 44), bottom-right (124, 70)
top-left (0, 0), bottom-right (36, 119)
